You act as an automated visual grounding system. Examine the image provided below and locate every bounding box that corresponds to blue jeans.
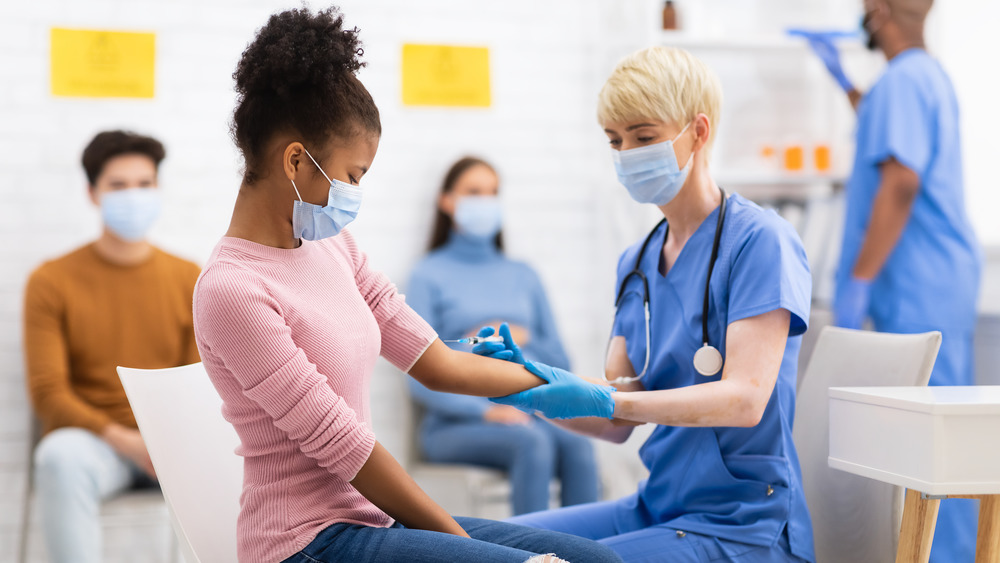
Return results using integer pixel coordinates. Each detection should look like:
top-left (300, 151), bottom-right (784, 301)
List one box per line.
top-left (509, 500), bottom-right (809, 563)
top-left (421, 417), bottom-right (599, 515)
top-left (33, 427), bottom-right (152, 563)
top-left (281, 516), bottom-right (624, 563)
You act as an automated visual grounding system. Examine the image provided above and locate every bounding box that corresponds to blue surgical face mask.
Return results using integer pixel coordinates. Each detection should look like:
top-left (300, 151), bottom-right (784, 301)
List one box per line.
top-left (612, 121), bottom-right (694, 206)
top-left (101, 188), bottom-right (162, 242)
top-left (454, 196), bottom-right (503, 239)
top-left (291, 149), bottom-right (363, 241)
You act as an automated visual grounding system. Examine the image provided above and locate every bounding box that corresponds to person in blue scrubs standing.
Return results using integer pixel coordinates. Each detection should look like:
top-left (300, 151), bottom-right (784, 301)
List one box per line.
top-left (406, 156), bottom-right (599, 515)
top-left (473, 47), bottom-right (815, 562)
top-left (801, 1), bottom-right (982, 560)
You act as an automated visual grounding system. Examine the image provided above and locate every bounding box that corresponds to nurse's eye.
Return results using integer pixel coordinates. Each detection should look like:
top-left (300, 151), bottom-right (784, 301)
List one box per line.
top-left (637, 136), bottom-right (656, 143)
top-left (608, 139), bottom-right (622, 148)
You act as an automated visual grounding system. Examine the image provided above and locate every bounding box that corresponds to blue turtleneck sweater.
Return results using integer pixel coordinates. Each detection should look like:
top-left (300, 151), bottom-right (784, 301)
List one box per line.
top-left (406, 232), bottom-right (570, 420)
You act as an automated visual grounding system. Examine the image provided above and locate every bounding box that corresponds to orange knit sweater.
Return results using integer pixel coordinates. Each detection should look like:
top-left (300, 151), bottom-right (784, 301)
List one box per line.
top-left (23, 243), bottom-right (201, 436)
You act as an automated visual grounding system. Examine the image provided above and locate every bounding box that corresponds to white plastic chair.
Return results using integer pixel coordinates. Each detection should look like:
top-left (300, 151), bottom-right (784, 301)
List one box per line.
top-left (118, 362), bottom-right (242, 563)
top-left (793, 326), bottom-right (941, 563)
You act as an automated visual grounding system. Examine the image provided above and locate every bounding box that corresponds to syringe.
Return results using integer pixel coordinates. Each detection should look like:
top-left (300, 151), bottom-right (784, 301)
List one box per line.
top-left (443, 336), bottom-right (505, 345)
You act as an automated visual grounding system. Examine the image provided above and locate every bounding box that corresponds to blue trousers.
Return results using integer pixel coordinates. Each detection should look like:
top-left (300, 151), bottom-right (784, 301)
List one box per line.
top-left (508, 500), bottom-right (808, 563)
top-left (421, 417), bottom-right (599, 515)
top-left (874, 320), bottom-right (979, 563)
top-left (281, 516), bottom-right (624, 563)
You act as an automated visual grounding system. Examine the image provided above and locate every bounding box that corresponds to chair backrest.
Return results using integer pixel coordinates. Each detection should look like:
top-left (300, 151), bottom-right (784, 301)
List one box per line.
top-left (118, 362), bottom-right (242, 563)
top-left (793, 327), bottom-right (940, 563)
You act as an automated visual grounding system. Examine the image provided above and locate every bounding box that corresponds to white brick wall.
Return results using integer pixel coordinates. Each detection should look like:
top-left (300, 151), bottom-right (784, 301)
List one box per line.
top-left (2, 0), bottom-right (994, 560)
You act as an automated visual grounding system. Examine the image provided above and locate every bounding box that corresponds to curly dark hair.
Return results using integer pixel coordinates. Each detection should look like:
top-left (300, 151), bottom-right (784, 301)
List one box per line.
top-left (81, 130), bottom-right (165, 186)
top-left (232, 6), bottom-right (381, 184)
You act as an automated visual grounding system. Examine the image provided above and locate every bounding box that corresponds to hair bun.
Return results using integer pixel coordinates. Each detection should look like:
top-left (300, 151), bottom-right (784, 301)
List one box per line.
top-left (233, 7), bottom-right (365, 101)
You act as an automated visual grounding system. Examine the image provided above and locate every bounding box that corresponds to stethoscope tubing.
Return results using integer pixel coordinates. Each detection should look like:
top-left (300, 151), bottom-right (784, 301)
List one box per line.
top-left (607, 187), bottom-right (728, 384)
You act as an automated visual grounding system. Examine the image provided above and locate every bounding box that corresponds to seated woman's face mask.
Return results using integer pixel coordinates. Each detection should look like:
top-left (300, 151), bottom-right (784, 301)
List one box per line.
top-left (454, 196), bottom-right (503, 238)
top-left (290, 148), bottom-right (363, 241)
top-left (612, 121), bottom-right (693, 206)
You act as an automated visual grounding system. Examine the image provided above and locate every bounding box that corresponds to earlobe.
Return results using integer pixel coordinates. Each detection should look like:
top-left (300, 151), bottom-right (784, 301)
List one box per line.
top-left (87, 186), bottom-right (99, 206)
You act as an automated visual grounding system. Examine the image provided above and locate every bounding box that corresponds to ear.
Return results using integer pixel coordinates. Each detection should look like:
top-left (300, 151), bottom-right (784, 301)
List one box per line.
top-left (691, 113), bottom-right (712, 154)
top-left (283, 142), bottom-right (305, 182)
top-left (439, 192), bottom-right (457, 218)
top-left (87, 185), bottom-right (100, 206)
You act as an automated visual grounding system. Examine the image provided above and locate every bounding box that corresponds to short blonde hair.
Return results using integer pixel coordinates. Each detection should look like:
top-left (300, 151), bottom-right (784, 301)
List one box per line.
top-left (598, 46), bottom-right (722, 146)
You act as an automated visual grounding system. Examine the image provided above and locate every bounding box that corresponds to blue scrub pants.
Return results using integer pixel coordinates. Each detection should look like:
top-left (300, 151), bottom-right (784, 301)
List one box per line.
top-left (874, 320), bottom-right (979, 563)
top-left (420, 417), bottom-right (599, 515)
top-left (507, 500), bottom-right (808, 563)
top-left (280, 516), bottom-right (624, 563)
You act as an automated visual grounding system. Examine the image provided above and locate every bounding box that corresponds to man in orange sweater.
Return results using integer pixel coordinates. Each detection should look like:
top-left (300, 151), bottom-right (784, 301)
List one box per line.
top-left (23, 130), bottom-right (200, 563)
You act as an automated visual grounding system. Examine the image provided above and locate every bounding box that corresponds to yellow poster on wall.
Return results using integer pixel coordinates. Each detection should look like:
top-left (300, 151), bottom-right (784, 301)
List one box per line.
top-left (401, 44), bottom-right (490, 108)
top-left (50, 28), bottom-right (156, 98)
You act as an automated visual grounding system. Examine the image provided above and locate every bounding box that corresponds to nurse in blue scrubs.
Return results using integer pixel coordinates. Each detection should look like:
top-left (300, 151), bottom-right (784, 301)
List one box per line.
top-left (475, 46), bottom-right (815, 562)
top-left (800, 1), bottom-right (982, 560)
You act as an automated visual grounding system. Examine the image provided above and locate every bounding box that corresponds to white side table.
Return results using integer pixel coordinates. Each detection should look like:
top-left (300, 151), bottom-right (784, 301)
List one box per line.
top-left (828, 386), bottom-right (1000, 562)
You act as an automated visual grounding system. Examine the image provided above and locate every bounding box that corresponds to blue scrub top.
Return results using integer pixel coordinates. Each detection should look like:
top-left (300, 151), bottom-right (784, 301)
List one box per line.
top-left (611, 194), bottom-right (814, 561)
top-left (839, 48), bottom-right (981, 332)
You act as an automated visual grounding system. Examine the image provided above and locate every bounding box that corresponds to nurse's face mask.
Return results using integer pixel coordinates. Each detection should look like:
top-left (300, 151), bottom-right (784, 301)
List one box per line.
top-left (290, 148), bottom-right (363, 241)
top-left (612, 122), bottom-right (694, 206)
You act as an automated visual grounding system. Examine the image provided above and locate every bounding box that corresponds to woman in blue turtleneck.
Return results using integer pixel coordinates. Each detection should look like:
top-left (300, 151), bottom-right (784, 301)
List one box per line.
top-left (406, 157), bottom-right (599, 516)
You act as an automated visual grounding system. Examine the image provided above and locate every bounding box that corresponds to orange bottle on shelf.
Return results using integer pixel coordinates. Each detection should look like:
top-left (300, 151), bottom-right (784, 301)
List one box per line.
top-left (784, 145), bottom-right (804, 171)
top-left (814, 145), bottom-right (831, 172)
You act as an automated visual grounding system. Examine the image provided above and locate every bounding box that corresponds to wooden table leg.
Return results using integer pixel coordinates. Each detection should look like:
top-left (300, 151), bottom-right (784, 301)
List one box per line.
top-left (977, 495), bottom-right (1000, 563)
top-left (897, 489), bottom-right (941, 563)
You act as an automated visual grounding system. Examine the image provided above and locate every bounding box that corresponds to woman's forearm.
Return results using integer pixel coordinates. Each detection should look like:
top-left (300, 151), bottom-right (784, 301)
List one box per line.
top-left (350, 441), bottom-right (468, 536)
top-left (409, 339), bottom-right (544, 397)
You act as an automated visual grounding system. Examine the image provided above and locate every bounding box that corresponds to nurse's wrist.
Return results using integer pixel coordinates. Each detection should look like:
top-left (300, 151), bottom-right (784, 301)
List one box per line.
top-left (610, 392), bottom-right (631, 420)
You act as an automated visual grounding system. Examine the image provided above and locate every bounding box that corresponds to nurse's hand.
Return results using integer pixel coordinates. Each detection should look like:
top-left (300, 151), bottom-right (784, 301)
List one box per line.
top-left (787, 29), bottom-right (854, 92)
top-left (834, 276), bottom-right (873, 330)
top-left (490, 361), bottom-right (615, 419)
top-left (472, 323), bottom-right (526, 366)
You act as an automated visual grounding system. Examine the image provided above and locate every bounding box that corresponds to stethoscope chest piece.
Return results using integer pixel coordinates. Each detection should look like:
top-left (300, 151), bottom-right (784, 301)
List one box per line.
top-left (693, 344), bottom-right (723, 376)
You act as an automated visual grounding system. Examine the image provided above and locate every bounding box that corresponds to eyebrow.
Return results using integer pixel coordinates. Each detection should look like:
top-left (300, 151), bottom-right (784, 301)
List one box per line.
top-left (625, 123), bottom-right (658, 131)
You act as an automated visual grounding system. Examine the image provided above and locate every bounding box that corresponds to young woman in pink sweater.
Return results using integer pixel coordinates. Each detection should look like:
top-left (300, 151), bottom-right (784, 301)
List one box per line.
top-left (191, 7), bottom-right (622, 563)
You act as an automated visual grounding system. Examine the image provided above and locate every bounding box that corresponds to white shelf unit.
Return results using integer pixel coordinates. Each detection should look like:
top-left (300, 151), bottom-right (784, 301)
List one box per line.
top-left (660, 31), bottom-right (868, 53)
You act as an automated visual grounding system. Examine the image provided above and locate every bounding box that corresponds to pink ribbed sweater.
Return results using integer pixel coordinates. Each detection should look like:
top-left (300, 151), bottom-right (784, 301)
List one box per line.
top-left (193, 231), bottom-right (436, 563)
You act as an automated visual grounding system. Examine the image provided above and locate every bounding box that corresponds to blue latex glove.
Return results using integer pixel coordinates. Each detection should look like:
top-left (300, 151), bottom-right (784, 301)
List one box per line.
top-left (472, 323), bottom-right (525, 365)
top-left (787, 29), bottom-right (856, 92)
top-left (490, 361), bottom-right (615, 419)
top-left (834, 276), bottom-right (872, 330)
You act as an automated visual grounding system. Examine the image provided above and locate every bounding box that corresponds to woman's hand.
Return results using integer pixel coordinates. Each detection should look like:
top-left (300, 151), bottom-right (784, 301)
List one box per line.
top-left (483, 405), bottom-right (533, 425)
top-left (491, 361), bottom-right (615, 419)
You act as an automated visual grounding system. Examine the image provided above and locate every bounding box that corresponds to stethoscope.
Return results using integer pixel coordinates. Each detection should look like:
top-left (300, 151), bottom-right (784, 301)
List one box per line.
top-left (606, 187), bottom-right (727, 384)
